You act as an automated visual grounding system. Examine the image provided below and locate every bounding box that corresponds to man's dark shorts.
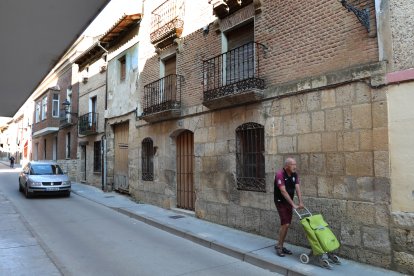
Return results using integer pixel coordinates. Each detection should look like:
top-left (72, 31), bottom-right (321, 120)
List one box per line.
top-left (275, 202), bottom-right (293, 225)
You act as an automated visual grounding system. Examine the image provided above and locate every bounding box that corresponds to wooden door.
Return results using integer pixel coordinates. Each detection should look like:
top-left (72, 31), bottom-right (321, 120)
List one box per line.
top-left (176, 130), bottom-right (195, 210)
top-left (114, 122), bottom-right (129, 192)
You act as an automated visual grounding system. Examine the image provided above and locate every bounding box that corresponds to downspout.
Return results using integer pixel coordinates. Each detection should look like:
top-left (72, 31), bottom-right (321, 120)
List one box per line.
top-left (97, 41), bottom-right (109, 191)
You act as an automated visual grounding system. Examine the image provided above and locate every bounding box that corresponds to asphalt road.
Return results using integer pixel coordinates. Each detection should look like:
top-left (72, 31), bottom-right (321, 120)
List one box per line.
top-left (0, 166), bottom-right (279, 276)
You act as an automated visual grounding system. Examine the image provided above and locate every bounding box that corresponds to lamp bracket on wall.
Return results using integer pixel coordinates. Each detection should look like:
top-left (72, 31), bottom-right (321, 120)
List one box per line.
top-left (339, 0), bottom-right (370, 33)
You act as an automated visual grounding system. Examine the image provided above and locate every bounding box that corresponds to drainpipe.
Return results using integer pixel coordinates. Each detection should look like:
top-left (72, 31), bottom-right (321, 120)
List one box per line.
top-left (97, 41), bottom-right (109, 191)
top-left (101, 134), bottom-right (107, 191)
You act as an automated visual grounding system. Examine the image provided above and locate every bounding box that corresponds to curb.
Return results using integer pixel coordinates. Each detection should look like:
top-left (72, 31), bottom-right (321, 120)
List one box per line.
top-left (74, 191), bottom-right (307, 275)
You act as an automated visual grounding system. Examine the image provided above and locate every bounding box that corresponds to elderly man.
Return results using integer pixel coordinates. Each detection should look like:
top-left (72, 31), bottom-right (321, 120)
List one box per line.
top-left (274, 157), bottom-right (304, 257)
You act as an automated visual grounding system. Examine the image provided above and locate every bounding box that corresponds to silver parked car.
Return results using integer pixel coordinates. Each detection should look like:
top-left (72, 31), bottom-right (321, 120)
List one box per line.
top-left (19, 161), bottom-right (71, 198)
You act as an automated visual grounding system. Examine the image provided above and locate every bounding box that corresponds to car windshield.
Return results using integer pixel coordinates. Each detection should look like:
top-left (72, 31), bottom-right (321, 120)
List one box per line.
top-left (31, 164), bottom-right (64, 175)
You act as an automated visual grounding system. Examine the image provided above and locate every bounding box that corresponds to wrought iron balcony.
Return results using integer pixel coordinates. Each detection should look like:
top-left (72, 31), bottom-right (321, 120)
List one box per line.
top-left (141, 74), bottom-right (184, 123)
top-left (203, 41), bottom-right (266, 109)
top-left (59, 112), bottom-right (74, 128)
top-left (150, 0), bottom-right (185, 49)
top-left (78, 112), bottom-right (98, 136)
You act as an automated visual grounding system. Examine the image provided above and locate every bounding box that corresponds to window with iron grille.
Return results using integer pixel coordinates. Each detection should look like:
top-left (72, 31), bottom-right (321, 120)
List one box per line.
top-left (235, 122), bottom-right (265, 192)
top-left (142, 138), bottom-right (154, 181)
top-left (93, 141), bottom-right (101, 172)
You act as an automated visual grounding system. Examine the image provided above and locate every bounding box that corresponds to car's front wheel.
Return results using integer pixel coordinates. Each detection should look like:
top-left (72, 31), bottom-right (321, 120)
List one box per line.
top-left (24, 184), bottom-right (32, 199)
top-left (18, 179), bottom-right (23, 192)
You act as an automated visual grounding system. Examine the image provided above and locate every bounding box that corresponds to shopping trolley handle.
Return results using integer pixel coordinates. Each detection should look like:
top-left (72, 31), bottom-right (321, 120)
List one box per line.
top-left (293, 207), bottom-right (312, 219)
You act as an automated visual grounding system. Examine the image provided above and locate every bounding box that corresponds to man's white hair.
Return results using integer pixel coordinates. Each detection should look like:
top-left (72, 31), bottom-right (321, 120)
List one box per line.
top-left (284, 157), bottom-right (295, 167)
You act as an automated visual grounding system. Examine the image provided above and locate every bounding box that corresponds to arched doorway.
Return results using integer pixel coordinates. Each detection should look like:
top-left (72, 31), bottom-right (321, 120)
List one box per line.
top-left (176, 130), bottom-right (195, 210)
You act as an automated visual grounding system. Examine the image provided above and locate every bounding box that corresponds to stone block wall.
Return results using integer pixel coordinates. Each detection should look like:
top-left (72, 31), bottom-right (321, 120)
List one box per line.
top-left (127, 0), bottom-right (410, 271)
top-left (132, 76), bottom-right (393, 268)
top-left (57, 159), bottom-right (78, 181)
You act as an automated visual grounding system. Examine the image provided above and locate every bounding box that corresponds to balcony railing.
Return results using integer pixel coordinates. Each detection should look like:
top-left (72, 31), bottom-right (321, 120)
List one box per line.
top-left (59, 112), bottom-right (73, 128)
top-left (78, 112), bottom-right (98, 136)
top-left (141, 74), bottom-right (184, 123)
top-left (150, 0), bottom-right (185, 48)
top-left (202, 41), bottom-right (266, 109)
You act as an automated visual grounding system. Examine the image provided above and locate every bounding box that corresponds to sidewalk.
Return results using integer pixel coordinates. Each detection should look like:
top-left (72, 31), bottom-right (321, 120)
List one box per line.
top-left (71, 182), bottom-right (406, 276)
top-left (0, 192), bottom-right (60, 275)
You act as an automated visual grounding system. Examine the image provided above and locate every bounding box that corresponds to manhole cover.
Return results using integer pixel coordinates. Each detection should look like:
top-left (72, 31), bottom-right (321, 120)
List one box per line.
top-left (169, 215), bottom-right (185, 219)
top-left (105, 195), bottom-right (115, 198)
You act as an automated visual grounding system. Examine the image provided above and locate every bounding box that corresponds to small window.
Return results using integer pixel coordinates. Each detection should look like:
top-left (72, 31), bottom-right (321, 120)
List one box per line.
top-left (119, 56), bottom-right (126, 81)
top-left (94, 141), bottom-right (101, 172)
top-left (41, 96), bottom-right (48, 120)
top-left (52, 94), bottom-right (59, 117)
top-left (235, 122), bottom-right (265, 192)
top-left (142, 138), bottom-right (154, 181)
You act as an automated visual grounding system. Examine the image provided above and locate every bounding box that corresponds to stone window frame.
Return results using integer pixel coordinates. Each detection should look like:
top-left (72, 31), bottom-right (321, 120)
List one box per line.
top-left (235, 122), bottom-right (266, 192)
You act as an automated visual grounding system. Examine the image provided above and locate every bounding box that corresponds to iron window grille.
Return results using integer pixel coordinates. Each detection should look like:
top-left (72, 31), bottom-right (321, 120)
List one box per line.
top-left (142, 138), bottom-right (154, 181)
top-left (235, 122), bottom-right (265, 192)
top-left (93, 141), bottom-right (101, 172)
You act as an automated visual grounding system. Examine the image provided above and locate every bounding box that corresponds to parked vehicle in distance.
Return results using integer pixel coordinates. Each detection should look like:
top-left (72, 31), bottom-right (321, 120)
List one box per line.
top-left (18, 161), bottom-right (71, 198)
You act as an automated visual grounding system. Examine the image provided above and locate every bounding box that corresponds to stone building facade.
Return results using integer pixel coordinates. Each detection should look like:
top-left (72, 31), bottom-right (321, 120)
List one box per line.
top-left (122, 0), bottom-right (413, 272)
top-left (75, 42), bottom-right (107, 187)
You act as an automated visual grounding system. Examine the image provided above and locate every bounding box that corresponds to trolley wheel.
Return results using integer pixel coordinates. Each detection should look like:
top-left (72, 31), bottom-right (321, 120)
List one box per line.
top-left (319, 259), bottom-right (333, 269)
top-left (299, 253), bottom-right (309, 264)
top-left (329, 254), bottom-right (341, 264)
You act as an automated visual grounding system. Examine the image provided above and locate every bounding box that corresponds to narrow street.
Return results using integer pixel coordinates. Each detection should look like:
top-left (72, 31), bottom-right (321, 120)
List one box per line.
top-left (0, 164), bottom-right (279, 276)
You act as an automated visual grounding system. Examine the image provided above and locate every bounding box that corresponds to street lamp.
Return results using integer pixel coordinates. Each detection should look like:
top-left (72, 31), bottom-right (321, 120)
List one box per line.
top-left (62, 99), bottom-right (78, 116)
top-left (338, 0), bottom-right (370, 33)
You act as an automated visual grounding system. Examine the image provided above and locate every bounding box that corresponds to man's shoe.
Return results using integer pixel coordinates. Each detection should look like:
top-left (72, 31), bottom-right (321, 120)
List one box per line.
top-left (275, 246), bottom-right (285, 257)
top-left (282, 247), bottom-right (292, 255)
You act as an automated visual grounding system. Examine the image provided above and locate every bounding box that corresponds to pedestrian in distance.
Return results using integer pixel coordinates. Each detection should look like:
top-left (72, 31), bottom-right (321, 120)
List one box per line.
top-left (9, 156), bottom-right (15, 168)
top-left (274, 157), bottom-right (304, 257)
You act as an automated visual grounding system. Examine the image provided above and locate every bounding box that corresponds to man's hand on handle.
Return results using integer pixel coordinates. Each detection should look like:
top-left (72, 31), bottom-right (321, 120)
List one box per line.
top-left (293, 202), bottom-right (305, 209)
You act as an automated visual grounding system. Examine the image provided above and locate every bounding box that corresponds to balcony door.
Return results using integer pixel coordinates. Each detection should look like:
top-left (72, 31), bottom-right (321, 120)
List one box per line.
top-left (162, 55), bottom-right (176, 104)
top-left (89, 96), bottom-right (97, 129)
top-left (176, 130), bottom-right (195, 211)
top-left (114, 122), bottom-right (129, 192)
top-left (225, 21), bottom-right (254, 84)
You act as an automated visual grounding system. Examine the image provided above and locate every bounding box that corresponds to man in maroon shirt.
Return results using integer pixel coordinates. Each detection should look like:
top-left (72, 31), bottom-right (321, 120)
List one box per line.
top-left (274, 157), bottom-right (304, 257)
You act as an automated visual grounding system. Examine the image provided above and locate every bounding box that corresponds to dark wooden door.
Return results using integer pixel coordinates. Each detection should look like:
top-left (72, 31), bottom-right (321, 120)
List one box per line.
top-left (176, 130), bottom-right (195, 210)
